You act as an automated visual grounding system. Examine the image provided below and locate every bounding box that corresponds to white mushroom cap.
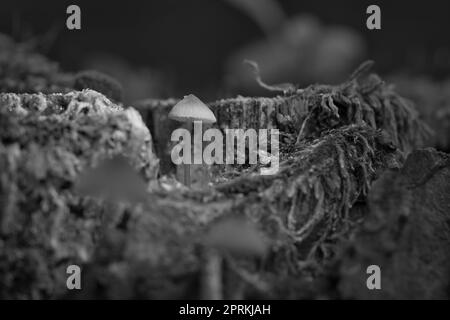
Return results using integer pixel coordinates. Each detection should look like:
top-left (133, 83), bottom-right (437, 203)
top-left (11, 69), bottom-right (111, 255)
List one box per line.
top-left (168, 94), bottom-right (217, 123)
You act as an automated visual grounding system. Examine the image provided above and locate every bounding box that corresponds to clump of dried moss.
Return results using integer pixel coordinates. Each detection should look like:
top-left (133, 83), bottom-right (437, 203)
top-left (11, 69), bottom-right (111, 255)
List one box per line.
top-left (0, 89), bottom-right (159, 179)
top-left (73, 70), bottom-right (124, 103)
top-left (0, 89), bottom-right (159, 298)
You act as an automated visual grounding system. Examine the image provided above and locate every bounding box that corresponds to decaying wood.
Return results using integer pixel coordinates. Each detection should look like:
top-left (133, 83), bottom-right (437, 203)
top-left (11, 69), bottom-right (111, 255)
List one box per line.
top-left (0, 66), bottom-right (440, 299)
top-left (136, 70), bottom-right (428, 174)
top-left (55, 124), bottom-right (408, 299)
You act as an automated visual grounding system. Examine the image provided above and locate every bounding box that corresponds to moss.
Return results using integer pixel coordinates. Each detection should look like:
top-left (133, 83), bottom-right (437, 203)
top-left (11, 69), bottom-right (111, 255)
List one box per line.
top-left (74, 70), bottom-right (123, 103)
top-left (0, 89), bottom-right (160, 298)
top-left (0, 64), bottom-right (445, 299)
top-left (136, 65), bottom-right (429, 178)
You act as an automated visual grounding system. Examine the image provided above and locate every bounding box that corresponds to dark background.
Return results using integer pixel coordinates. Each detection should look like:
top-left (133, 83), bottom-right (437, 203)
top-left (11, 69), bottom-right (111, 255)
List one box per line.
top-left (1, 0), bottom-right (449, 101)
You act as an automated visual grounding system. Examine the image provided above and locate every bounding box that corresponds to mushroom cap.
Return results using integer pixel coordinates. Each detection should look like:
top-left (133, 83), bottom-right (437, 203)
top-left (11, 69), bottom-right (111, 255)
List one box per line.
top-left (168, 94), bottom-right (217, 123)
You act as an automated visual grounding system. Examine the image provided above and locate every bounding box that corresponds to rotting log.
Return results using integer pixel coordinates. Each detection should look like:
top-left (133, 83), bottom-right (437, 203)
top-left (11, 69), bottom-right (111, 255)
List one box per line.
top-left (58, 124), bottom-right (405, 299)
top-left (0, 68), bottom-right (438, 299)
top-left (136, 71), bottom-right (428, 174)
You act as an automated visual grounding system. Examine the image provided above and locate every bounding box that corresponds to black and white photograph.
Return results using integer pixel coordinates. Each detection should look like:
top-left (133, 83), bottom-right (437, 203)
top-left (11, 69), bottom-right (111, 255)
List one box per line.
top-left (0, 0), bottom-right (449, 306)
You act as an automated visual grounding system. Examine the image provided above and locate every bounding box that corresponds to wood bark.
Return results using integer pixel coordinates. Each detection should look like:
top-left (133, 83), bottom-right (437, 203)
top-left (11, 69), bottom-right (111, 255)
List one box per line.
top-left (0, 70), bottom-right (442, 299)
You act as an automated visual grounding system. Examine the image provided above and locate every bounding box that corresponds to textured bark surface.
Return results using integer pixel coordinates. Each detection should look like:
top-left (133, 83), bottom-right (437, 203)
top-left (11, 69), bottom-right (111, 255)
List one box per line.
top-left (137, 72), bottom-right (428, 174)
top-left (0, 65), bottom-right (447, 299)
top-left (56, 125), bottom-right (402, 299)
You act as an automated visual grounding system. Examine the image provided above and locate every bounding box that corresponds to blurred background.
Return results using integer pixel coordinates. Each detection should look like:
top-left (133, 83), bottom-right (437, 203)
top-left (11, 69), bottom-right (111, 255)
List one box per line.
top-left (0, 0), bottom-right (449, 104)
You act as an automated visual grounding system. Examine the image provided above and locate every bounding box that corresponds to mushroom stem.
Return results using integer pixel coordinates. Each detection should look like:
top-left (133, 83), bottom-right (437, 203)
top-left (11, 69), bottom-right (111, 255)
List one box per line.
top-left (167, 94), bottom-right (216, 187)
top-left (184, 121), bottom-right (192, 187)
top-left (201, 248), bottom-right (223, 300)
top-left (194, 120), bottom-right (210, 188)
top-left (184, 163), bottom-right (191, 187)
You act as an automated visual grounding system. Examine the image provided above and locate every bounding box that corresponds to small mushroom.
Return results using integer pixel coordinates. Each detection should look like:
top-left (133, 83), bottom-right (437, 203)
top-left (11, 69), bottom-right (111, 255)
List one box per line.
top-left (200, 217), bottom-right (269, 299)
top-left (168, 94), bottom-right (216, 187)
